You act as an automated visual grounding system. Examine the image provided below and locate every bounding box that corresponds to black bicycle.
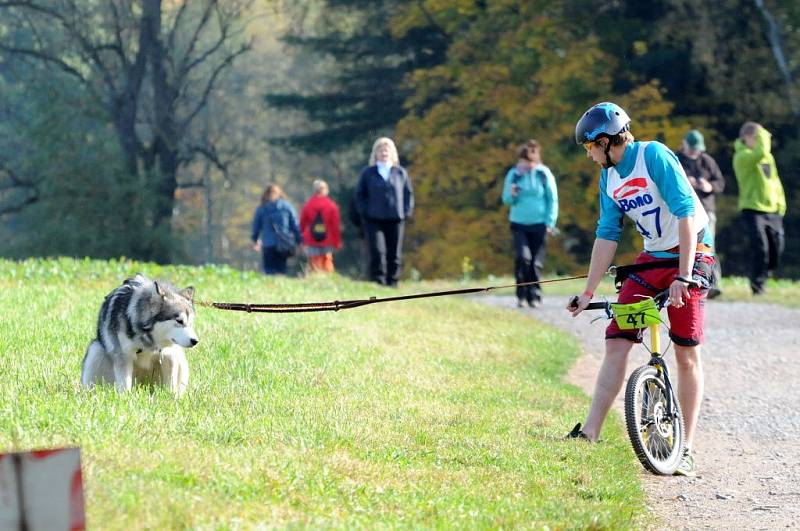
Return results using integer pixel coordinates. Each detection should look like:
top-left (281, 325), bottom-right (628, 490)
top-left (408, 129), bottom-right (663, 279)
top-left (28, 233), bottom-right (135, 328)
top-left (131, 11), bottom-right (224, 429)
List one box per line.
top-left (580, 290), bottom-right (686, 475)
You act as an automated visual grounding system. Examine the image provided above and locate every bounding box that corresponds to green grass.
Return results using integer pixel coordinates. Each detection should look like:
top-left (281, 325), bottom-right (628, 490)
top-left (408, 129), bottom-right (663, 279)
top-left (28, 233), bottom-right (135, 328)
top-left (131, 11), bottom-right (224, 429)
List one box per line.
top-left (0, 258), bottom-right (647, 529)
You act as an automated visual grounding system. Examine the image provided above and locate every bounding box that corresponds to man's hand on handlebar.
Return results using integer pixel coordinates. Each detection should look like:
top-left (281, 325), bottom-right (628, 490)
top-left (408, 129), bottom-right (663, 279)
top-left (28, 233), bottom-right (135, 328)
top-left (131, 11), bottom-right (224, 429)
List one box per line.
top-left (566, 293), bottom-right (591, 317)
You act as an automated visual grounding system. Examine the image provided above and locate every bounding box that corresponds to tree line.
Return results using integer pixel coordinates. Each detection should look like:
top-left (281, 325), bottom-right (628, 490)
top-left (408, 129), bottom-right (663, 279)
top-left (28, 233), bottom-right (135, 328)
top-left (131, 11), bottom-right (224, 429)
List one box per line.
top-left (1, 0), bottom-right (798, 279)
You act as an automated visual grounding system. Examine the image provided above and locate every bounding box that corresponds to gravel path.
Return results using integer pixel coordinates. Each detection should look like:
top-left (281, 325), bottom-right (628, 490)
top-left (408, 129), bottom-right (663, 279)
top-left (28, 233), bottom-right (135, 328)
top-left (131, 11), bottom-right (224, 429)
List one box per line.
top-left (480, 295), bottom-right (800, 530)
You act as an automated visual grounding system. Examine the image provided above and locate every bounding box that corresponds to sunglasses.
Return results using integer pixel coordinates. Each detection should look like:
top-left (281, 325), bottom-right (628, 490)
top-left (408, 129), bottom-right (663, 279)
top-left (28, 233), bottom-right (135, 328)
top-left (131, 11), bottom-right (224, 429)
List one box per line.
top-left (583, 140), bottom-right (599, 152)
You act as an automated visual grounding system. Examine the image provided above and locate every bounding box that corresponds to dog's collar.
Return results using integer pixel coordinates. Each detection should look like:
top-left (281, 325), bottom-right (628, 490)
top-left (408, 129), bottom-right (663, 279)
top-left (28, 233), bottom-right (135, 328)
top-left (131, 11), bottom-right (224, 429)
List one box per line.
top-left (135, 347), bottom-right (162, 355)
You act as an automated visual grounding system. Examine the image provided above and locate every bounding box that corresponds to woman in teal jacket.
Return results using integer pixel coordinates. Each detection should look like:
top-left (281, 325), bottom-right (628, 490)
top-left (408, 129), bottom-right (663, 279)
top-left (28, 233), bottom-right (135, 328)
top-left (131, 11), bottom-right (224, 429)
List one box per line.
top-left (501, 140), bottom-right (559, 307)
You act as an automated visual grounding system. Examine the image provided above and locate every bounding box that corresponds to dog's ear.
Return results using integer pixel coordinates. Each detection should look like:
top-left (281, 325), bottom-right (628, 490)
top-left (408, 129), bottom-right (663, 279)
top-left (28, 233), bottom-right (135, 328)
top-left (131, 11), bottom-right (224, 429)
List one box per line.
top-left (155, 281), bottom-right (167, 298)
top-left (181, 286), bottom-right (195, 301)
top-left (124, 273), bottom-right (146, 286)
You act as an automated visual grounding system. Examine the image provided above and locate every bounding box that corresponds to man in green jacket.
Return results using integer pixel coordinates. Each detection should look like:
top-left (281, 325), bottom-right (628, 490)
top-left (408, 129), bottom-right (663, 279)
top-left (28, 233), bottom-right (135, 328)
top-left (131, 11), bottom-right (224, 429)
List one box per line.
top-left (732, 122), bottom-right (787, 295)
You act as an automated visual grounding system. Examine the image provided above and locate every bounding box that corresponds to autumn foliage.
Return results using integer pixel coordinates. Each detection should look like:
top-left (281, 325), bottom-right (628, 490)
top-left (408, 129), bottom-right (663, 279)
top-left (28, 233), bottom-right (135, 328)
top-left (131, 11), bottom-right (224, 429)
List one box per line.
top-left (392, 2), bottom-right (695, 277)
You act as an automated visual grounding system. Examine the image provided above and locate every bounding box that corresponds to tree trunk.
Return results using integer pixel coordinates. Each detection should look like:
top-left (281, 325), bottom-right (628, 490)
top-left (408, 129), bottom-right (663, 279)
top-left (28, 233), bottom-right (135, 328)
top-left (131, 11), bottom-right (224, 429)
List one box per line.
top-left (754, 0), bottom-right (799, 115)
top-left (144, 0), bottom-right (181, 263)
top-left (115, 0), bottom-right (155, 260)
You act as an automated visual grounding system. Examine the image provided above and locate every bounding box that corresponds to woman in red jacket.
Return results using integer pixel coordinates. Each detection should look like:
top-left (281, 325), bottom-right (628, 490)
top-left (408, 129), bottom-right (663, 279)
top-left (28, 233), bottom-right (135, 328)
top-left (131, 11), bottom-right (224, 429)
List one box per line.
top-left (300, 179), bottom-right (342, 273)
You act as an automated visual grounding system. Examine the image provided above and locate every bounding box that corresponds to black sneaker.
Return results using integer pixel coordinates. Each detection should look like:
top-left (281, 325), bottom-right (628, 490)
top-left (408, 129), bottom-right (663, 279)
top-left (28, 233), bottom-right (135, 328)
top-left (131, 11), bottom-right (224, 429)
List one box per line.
top-left (707, 288), bottom-right (722, 299)
top-left (566, 422), bottom-right (589, 440)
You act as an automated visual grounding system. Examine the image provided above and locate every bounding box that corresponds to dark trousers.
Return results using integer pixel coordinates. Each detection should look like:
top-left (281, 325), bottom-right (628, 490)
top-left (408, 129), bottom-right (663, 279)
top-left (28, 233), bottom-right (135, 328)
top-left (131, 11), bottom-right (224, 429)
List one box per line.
top-left (364, 218), bottom-right (404, 286)
top-left (742, 210), bottom-right (785, 294)
top-left (511, 222), bottom-right (547, 302)
top-left (261, 245), bottom-right (288, 275)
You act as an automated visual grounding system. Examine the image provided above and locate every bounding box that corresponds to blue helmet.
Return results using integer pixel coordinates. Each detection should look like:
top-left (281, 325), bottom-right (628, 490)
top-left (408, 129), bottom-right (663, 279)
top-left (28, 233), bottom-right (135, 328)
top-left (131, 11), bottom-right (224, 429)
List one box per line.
top-left (575, 102), bottom-right (631, 144)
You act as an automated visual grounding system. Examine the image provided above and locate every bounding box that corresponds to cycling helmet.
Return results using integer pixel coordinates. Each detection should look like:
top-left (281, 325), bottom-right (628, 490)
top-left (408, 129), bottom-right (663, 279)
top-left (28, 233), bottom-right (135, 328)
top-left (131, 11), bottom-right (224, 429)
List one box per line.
top-left (574, 102), bottom-right (631, 145)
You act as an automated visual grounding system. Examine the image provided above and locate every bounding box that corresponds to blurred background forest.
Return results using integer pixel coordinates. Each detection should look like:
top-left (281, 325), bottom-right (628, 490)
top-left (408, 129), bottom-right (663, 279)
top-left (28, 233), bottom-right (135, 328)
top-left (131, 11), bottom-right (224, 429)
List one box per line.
top-left (1, 0), bottom-right (798, 280)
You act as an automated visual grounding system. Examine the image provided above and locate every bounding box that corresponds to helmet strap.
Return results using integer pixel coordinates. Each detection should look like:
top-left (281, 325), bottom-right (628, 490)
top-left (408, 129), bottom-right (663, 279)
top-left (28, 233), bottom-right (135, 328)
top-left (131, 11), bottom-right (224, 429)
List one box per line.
top-left (604, 139), bottom-right (615, 167)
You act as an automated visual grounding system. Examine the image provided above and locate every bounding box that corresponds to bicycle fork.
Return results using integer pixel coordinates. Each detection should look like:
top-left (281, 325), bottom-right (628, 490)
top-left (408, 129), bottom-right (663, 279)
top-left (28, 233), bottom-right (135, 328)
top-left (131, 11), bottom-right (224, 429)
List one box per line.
top-left (647, 323), bottom-right (678, 420)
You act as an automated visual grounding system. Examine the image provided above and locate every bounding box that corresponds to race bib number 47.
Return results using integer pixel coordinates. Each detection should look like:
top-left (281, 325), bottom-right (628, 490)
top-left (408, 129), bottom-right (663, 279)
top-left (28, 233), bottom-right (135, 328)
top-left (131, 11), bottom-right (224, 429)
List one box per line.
top-left (611, 298), bottom-right (661, 329)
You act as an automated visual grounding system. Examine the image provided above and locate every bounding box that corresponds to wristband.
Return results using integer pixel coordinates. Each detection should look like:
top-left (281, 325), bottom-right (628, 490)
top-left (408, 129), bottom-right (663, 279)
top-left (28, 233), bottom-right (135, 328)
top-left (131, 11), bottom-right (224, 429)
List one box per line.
top-left (674, 275), bottom-right (693, 285)
top-left (582, 290), bottom-right (593, 299)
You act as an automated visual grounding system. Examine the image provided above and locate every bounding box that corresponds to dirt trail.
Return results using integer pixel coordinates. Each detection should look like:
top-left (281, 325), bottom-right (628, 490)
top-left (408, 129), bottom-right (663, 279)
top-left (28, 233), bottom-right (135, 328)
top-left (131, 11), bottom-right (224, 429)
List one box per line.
top-left (481, 295), bottom-right (800, 530)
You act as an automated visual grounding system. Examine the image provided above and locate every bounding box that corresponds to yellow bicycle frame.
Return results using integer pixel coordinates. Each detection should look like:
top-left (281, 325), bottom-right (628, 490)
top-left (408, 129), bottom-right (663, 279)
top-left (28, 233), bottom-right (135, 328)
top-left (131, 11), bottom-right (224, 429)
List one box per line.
top-left (649, 323), bottom-right (660, 359)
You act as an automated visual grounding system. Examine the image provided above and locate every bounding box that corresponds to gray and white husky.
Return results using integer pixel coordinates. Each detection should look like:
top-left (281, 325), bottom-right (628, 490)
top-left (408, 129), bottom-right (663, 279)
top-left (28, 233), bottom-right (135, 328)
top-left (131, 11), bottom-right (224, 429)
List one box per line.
top-left (81, 274), bottom-right (199, 397)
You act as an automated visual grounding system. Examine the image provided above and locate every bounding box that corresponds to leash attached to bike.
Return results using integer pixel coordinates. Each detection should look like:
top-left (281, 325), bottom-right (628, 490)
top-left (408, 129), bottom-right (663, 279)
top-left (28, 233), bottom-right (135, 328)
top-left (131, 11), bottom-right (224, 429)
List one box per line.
top-left (200, 259), bottom-right (688, 315)
top-left (200, 257), bottom-right (697, 315)
top-left (198, 274), bottom-right (590, 314)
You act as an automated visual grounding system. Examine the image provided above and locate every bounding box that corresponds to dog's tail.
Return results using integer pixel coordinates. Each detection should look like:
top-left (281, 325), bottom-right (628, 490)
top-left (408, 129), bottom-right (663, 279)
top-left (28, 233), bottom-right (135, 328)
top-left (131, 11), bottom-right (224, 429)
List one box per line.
top-left (81, 340), bottom-right (110, 387)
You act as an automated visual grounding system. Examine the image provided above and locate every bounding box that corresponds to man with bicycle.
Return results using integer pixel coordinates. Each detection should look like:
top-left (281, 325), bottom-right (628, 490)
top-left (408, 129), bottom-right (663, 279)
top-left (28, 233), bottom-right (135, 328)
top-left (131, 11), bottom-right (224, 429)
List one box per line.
top-left (566, 102), bottom-right (715, 477)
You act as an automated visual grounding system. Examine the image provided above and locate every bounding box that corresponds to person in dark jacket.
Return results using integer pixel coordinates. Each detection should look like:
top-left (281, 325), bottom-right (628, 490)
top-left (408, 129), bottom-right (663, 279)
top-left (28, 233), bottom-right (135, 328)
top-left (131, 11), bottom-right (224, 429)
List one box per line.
top-left (676, 129), bottom-right (725, 298)
top-left (355, 137), bottom-right (414, 286)
top-left (251, 183), bottom-right (301, 275)
top-left (300, 179), bottom-right (342, 273)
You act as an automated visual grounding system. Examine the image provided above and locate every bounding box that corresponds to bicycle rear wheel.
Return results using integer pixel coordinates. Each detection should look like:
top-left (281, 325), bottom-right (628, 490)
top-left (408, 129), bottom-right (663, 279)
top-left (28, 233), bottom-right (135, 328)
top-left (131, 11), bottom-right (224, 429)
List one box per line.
top-left (625, 365), bottom-right (685, 475)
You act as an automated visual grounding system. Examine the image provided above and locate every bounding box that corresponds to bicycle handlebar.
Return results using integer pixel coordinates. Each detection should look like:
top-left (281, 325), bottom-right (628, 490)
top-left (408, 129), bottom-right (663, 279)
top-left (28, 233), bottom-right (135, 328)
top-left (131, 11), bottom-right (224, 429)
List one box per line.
top-left (569, 271), bottom-right (703, 313)
top-left (584, 301), bottom-right (609, 310)
top-left (570, 288), bottom-right (679, 312)
top-left (568, 295), bottom-right (608, 311)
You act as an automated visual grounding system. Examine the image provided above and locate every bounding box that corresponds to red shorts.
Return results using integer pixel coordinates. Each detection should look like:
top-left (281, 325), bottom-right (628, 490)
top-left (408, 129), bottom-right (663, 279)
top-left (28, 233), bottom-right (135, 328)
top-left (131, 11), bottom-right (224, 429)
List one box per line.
top-left (605, 253), bottom-right (716, 346)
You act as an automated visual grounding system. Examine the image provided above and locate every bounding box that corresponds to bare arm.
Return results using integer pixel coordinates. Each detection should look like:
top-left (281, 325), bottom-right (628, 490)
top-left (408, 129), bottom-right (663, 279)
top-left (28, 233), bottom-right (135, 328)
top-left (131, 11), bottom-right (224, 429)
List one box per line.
top-left (567, 238), bottom-right (618, 316)
top-left (669, 216), bottom-right (697, 308)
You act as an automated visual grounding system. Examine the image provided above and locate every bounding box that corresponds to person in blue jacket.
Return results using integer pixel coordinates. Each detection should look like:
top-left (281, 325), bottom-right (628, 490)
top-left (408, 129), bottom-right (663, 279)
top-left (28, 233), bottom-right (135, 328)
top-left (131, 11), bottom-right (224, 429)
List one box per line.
top-left (501, 140), bottom-right (559, 307)
top-left (355, 137), bottom-right (414, 286)
top-left (251, 183), bottom-right (302, 275)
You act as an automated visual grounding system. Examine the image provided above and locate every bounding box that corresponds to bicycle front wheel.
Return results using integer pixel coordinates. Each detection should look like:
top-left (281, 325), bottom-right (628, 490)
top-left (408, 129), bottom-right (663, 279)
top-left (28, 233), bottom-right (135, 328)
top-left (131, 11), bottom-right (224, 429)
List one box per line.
top-left (625, 365), bottom-right (685, 475)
